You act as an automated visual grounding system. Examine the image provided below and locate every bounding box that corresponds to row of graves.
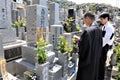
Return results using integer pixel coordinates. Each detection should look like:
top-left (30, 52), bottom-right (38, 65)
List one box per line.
top-left (0, 0), bottom-right (82, 80)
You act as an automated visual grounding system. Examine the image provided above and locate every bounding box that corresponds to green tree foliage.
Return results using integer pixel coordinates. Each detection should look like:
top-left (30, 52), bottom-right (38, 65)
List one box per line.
top-left (114, 43), bottom-right (120, 79)
top-left (114, 43), bottom-right (120, 62)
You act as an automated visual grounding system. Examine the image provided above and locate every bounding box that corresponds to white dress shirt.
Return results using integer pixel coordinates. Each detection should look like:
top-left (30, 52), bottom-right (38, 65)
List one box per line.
top-left (102, 22), bottom-right (115, 47)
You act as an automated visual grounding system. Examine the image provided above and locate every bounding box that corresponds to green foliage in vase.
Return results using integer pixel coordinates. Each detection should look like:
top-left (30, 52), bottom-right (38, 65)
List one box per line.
top-left (64, 17), bottom-right (80, 32)
top-left (71, 37), bottom-right (77, 53)
top-left (65, 17), bottom-right (74, 32)
top-left (11, 18), bottom-right (26, 28)
top-left (34, 38), bottom-right (48, 64)
top-left (57, 35), bottom-right (72, 53)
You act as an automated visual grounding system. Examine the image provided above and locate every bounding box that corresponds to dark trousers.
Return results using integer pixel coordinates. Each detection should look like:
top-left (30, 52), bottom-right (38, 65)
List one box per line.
top-left (98, 45), bottom-right (109, 80)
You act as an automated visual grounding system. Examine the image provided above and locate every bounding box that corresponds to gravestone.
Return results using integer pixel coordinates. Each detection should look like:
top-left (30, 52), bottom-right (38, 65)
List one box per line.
top-left (68, 9), bottom-right (75, 19)
top-left (11, 2), bottom-right (22, 10)
top-left (49, 64), bottom-right (62, 80)
top-left (64, 33), bottom-right (72, 48)
top-left (68, 9), bottom-right (76, 32)
top-left (0, 0), bottom-right (16, 43)
top-left (28, 0), bottom-right (32, 5)
top-left (26, 5), bottom-right (48, 45)
top-left (11, 2), bottom-right (18, 10)
top-left (32, 0), bottom-right (47, 7)
top-left (25, 0), bottom-right (32, 5)
top-left (35, 62), bottom-right (49, 80)
top-left (59, 8), bottom-right (67, 21)
top-left (11, 1), bottom-right (26, 40)
top-left (11, 9), bottom-right (19, 22)
top-left (57, 52), bottom-right (68, 77)
top-left (59, 10), bottom-right (64, 21)
top-left (59, 9), bottom-right (64, 21)
top-left (26, 5), bottom-right (48, 28)
top-left (16, 8), bottom-right (26, 40)
top-left (0, 0), bottom-right (11, 28)
top-left (49, 2), bottom-right (60, 30)
top-left (50, 25), bottom-right (63, 50)
top-left (17, 2), bottom-right (50, 79)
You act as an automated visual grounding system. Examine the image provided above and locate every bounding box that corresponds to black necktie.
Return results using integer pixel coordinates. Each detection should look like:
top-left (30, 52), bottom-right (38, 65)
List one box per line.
top-left (102, 26), bottom-right (106, 37)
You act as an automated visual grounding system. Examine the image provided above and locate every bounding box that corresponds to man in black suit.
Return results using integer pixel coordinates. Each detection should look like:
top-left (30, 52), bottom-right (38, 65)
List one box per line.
top-left (76, 12), bottom-right (103, 80)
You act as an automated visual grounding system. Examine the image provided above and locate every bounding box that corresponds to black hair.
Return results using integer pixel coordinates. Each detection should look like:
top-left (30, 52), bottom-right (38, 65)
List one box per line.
top-left (99, 12), bottom-right (110, 21)
top-left (84, 12), bottom-right (95, 20)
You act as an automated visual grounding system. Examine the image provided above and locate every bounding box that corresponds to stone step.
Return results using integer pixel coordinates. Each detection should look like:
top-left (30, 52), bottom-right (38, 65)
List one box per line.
top-left (15, 58), bottom-right (35, 70)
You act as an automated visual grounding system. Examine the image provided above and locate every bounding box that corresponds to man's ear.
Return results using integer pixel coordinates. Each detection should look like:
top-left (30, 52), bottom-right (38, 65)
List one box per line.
top-left (106, 17), bottom-right (108, 21)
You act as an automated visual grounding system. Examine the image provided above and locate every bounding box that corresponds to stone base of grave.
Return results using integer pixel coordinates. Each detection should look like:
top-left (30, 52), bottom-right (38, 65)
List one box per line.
top-left (49, 64), bottom-right (62, 80)
top-left (3, 40), bottom-right (26, 61)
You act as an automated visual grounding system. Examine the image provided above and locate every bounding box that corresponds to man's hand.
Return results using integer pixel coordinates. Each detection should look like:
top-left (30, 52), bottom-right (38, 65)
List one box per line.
top-left (73, 35), bottom-right (80, 42)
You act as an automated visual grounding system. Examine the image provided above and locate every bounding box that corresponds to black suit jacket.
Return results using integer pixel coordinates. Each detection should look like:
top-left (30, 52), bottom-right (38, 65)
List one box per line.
top-left (76, 26), bottom-right (103, 80)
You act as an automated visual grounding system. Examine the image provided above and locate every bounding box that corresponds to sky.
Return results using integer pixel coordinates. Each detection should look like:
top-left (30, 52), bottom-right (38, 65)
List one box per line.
top-left (67, 0), bottom-right (120, 8)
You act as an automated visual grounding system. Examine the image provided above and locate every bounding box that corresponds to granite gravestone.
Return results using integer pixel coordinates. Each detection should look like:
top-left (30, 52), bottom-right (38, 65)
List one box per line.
top-left (49, 25), bottom-right (63, 50)
top-left (11, 9), bottom-right (19, 23)
top-left (32, 0), bottom-right (47, 7)
top-left (0, 0), bottom-right (16, 43)
top-left (49, 2), bottom-right (60, 30)
top-left (68, 9), bottom-right (76, 32)
top-left (0, 0), bottom-right (11, 29)
top-left (64, 33), bottom-right (72, 48)
top-left (26, 5), bottom-right (48, 45)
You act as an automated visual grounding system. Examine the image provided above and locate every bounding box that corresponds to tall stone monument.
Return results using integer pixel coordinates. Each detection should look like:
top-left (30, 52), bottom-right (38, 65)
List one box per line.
top-left (0, 0), bottom-right (11, 28)
top-left (0, 0), bottom-right (16, 43)
top-left (26, 4), bottom-right (48, 45)
top-left (49, 2), bottom-right (60, 29)
top-left (50, 25), bottom-right (63, 50)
